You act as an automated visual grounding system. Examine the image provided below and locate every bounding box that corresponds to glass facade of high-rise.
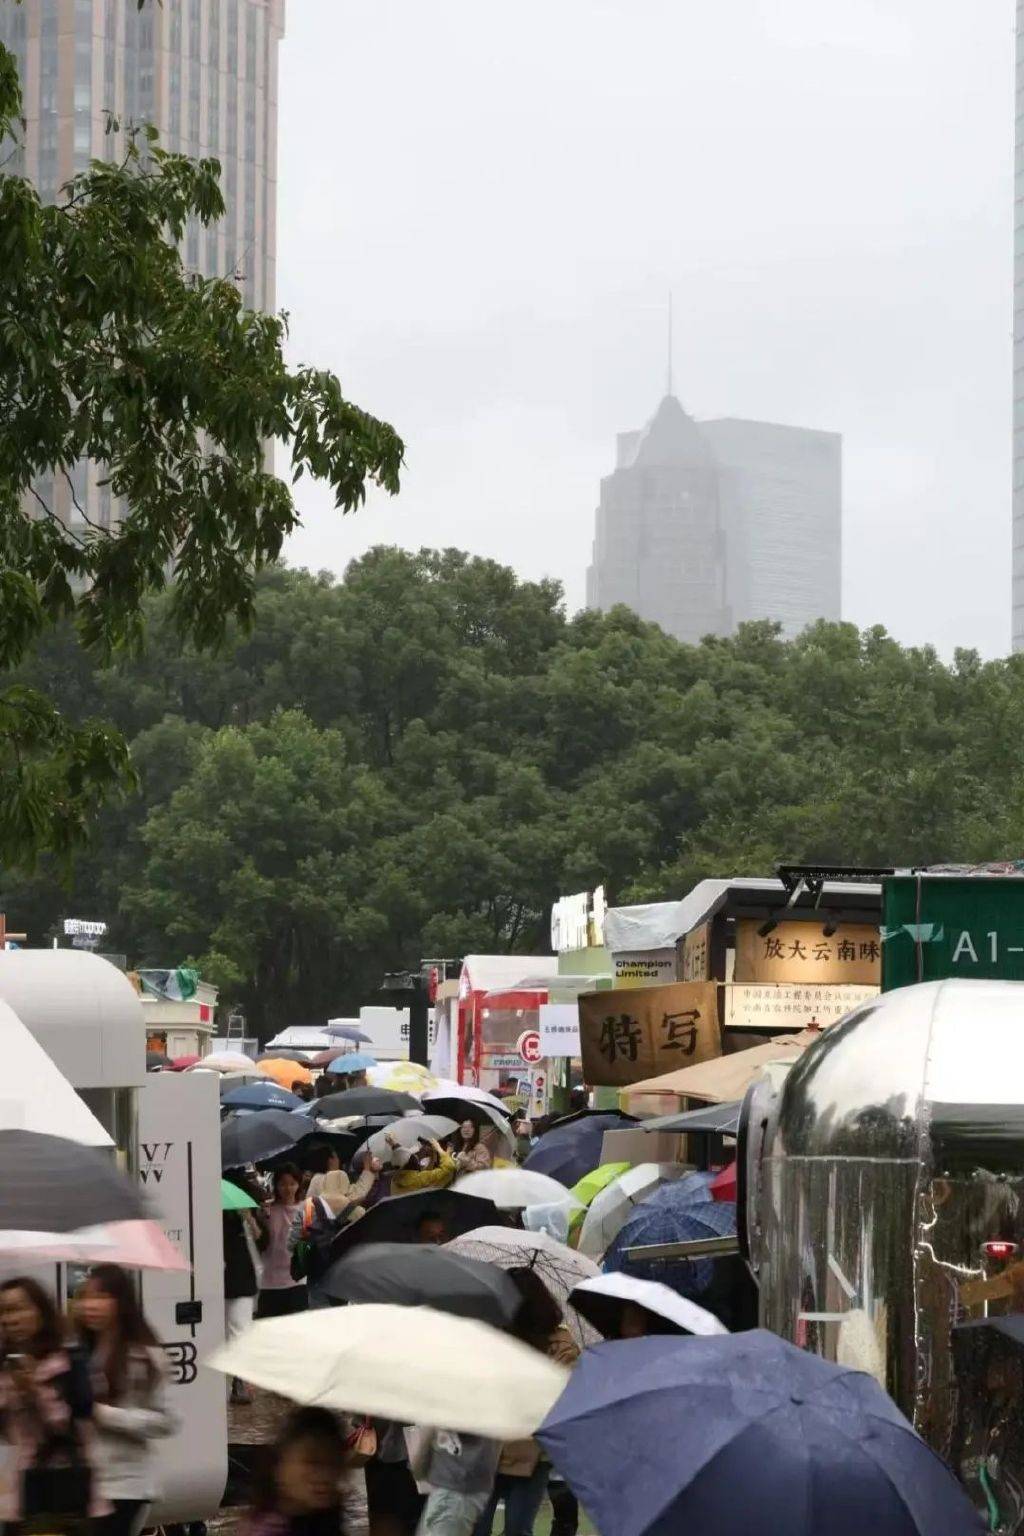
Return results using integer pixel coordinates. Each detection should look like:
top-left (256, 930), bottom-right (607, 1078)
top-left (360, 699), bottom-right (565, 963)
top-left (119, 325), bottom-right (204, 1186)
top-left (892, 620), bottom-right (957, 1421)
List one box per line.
top-left (1014, 0), bottom-right (1024, 650)
top-left (0, 0), bottom-right (285, 529)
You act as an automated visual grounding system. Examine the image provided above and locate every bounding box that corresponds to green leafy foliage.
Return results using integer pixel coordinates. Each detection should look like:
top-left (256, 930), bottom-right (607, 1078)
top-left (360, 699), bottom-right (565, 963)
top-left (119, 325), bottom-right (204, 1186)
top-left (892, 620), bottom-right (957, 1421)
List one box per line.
top-left (4, 552), bottom-right (1024, 1035)
top-left (0, 45), bottom-right (402, 866)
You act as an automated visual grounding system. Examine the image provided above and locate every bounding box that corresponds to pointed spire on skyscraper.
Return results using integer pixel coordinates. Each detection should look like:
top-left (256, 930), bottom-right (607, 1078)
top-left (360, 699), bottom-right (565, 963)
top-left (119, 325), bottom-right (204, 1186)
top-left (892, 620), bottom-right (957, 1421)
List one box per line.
top-left (666, 291), bottom-right (674, 398)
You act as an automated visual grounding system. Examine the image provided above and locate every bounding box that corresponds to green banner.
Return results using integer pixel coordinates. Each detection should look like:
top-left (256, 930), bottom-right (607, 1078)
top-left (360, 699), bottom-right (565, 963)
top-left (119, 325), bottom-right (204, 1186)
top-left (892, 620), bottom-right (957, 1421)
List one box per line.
top-left (882, 876), bottom-right (1024, 989)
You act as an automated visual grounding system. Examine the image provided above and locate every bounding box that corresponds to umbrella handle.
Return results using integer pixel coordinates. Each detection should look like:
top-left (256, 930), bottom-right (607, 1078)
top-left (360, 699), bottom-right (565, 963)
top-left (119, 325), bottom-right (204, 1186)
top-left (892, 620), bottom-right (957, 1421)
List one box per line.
top-left (978, 1463), bottom-right (1001, 1532)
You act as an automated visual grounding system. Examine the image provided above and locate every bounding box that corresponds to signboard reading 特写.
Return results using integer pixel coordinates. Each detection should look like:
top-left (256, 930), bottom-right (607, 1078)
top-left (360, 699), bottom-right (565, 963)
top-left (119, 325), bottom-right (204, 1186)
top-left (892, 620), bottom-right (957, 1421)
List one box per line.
top-left (734, 920), bottom-right (881, 987)
top-left (579, 980), bottom-right (720, 1087)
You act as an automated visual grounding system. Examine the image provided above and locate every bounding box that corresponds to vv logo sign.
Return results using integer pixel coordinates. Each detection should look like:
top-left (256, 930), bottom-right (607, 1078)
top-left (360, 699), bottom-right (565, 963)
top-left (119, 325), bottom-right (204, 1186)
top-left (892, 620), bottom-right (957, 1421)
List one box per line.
top-left (140, 1142), bottom-right (173, 1184)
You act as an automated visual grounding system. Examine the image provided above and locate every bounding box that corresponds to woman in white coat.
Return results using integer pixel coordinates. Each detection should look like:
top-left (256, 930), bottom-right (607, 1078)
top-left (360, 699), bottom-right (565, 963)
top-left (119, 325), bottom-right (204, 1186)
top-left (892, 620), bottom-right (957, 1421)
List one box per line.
top-left (76, 1264), bottom-right (174, 1536)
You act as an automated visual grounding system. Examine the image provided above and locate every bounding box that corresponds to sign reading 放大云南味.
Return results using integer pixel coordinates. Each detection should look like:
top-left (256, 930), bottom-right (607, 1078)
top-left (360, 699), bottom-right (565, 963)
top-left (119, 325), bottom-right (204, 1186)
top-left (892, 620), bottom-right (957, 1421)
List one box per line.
top-left (734, 919), bottom-right (880, 987)
top-left (578, 981), bottom-right (720, 1087)
top-left (882, 875), bottom-right (1024, 990)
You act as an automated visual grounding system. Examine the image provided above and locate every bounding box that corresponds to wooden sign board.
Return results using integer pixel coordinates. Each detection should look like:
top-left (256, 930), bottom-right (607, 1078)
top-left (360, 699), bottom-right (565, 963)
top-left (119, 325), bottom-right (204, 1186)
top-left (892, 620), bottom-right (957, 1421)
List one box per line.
top-left (579, 980), bottom-right (721, 1087)
top-left (681, 923), bottom-right (711, 982)
top-left (734, 920), bottom-right (881, 987)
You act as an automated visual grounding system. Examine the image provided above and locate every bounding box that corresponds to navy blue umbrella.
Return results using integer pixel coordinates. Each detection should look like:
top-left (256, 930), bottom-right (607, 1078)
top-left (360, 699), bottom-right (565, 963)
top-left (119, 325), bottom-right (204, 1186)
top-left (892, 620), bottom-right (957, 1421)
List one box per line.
top-left (222, 1080), bottom-right (303, 1113)
top-left (538, 1331), bottom-right (982, 1536)
top-left (523, 1112), bottom-right (637, 1188)
top-left (604, 1174), bottom-right (731, 1296)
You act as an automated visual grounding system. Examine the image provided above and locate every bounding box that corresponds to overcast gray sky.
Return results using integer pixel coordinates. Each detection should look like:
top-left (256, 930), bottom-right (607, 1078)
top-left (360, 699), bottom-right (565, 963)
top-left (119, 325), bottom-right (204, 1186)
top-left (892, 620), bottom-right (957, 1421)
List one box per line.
top-left (277, 1), bottom-right (1013, 657)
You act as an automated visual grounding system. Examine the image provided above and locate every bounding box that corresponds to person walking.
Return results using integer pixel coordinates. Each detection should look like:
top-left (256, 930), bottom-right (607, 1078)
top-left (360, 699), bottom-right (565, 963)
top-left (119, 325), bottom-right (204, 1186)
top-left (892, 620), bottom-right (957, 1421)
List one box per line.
top-left (258, 1165), bottom-right (308, 1319)
top-left (240, 1406), bottom-right (349, 1536)
top-left (223, 1171), bottom-right (267, 1404)
top-left (473, 1270), bottom-right (578, 1536)
top-left (0, 1276), bottom-right (97, 1531)
top-left (289, 1166), bottom-right (379, 1308)
top-left (76, 1264), bottom-right (174, 1536)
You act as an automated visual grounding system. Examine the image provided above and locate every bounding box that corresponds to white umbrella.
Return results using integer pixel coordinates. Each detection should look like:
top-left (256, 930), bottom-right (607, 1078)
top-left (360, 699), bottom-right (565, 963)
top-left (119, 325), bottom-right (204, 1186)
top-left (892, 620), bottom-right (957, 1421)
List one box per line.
top-left (265, 1027), bottom-right (334, 1052)
top-left (425, 1082), bottom-right (510, 1117)
top-left (446, 1226), bottom-right (601, 1348)
top-left (192, 1051), bottom-right (254, 1074)
top-left (569, 1272), bottom-right (728, 1339)
top-left (365, 1116), bottom-right (459, 1162)
top-left (454, 1169), bottom-right (580, 1211)
top-left (577, 1163), bottom-right (683, 1260)
top-left (207, 1303), bottom-right (569, 1440)
top-left (0, 1220), bottom-right (188, 1272)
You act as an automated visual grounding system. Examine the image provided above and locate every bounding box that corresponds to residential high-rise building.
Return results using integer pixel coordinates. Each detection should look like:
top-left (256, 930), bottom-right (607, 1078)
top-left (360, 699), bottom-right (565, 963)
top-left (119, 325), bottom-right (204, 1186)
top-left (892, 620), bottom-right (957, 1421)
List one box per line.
top-left (586, 393), bottom-right (841, 643)
top-left (1014, 0), bottom-right (1024, 650)
top-left (0, 0), bottom-right (285, 529)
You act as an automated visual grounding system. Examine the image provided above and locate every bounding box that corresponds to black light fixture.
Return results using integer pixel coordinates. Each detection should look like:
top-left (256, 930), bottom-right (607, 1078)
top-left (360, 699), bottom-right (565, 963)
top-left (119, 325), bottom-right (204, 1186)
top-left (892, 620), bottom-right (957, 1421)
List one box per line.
top-left (822, 913), bottom-right (839, 938)
top-left (757, 918), bottom-right (778, 938)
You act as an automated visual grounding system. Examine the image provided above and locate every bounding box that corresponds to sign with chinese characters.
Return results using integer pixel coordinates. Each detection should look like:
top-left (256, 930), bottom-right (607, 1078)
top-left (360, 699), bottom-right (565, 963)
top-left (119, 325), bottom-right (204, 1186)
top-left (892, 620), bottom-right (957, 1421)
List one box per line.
top-left (734, 920), bottom-right (881, 986)
top-left (539, 1003), bottom-right (581, 1059)
top-left (612, 949), bottom-right (679, 988)
top-left (579, 981), bottom-right (720, 1087)
top-left (681, 923), bottom-right (711, 982)
top-left (724, 983), bottom-right (878, 1031)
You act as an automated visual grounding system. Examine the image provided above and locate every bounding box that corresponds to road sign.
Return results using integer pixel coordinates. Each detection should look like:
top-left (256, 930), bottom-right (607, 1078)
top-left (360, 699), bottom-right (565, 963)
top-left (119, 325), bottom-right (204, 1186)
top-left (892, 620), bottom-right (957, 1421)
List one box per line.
top-left (517, 1030), bottom-right (542, 1065)
top-left (883, 876), bottom-right (1024, 989)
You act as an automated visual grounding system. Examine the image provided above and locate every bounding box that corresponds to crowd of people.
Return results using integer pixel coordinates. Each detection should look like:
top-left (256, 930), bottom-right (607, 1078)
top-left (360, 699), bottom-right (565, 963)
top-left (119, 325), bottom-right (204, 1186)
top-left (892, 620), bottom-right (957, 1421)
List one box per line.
top-left (0, 1265), bottom-right (172, 1536)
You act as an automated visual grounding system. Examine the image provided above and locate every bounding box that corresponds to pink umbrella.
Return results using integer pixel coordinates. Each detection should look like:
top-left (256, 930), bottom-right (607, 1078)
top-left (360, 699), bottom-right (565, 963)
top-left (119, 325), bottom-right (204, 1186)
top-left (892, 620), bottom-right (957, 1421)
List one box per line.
top-left (0, 1220), bottom-right (189, 1271)
top-left (168, 1054), bottom-right (202, 1072)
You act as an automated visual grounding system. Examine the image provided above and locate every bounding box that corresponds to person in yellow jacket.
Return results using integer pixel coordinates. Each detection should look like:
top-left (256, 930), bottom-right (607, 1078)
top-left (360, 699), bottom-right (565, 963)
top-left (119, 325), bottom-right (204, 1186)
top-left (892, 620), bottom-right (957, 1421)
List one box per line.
top-left (386, 1136), bottom-right (457, 1195)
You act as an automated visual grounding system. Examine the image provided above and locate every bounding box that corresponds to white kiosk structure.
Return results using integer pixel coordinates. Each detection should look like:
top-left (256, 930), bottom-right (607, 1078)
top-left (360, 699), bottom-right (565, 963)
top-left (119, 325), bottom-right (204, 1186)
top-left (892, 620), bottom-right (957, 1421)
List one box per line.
top-left (0, 950), bottom-right (227, 1525)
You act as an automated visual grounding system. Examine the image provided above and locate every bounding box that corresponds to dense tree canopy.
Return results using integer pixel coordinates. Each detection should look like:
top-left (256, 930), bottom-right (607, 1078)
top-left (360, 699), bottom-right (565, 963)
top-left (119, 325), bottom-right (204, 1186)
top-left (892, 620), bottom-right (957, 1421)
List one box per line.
top-left (0, 50), bottom-right (401, 866)
top-left (3, 550), bottom-right (1023, 1036)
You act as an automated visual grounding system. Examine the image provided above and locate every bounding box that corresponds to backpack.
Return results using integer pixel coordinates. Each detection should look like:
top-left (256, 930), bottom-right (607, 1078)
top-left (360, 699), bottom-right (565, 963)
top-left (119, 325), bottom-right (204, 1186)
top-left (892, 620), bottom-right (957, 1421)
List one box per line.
top-left (290, 1197), bottom-right (342, 1284)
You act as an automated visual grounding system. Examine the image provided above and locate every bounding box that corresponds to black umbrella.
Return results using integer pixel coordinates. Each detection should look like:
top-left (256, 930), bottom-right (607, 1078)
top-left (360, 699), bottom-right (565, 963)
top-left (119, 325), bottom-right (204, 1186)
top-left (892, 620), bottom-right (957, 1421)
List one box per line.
top-left (327, 1189), bottom-right (501, 1263)
top-left (0, 1130), bottom-right (147, 1232)
top-left (310, 1087), bottom-right (419, 1121)
top-left (524, 1112), bottom-right (638, 1188)
top-left (256, 1048), bottom-right (313, 1064)
top-left (221, 1109), bottom-right (305, 1169)
top-left (323, 1241), bottom-right (522, 1326)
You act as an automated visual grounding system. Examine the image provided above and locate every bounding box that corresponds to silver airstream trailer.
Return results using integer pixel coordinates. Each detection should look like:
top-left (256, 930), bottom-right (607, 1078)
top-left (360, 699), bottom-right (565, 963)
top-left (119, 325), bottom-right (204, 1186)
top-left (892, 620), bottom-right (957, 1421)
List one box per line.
top-left (748, 979), bottom-right (1024, 1530)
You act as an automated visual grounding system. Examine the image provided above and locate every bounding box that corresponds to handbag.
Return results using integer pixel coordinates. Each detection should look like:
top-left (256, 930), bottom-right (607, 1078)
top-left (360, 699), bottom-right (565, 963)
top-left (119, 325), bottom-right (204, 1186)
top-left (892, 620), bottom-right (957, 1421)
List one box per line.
top-left (343, 1418), bottom-right (377, 1469)
top-left (22, 1459), bottom-right (92, 1519)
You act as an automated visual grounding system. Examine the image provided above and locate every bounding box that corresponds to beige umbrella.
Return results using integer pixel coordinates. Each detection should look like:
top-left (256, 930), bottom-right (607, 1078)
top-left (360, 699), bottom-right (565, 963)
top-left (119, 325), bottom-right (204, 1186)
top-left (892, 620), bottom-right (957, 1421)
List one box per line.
top-left (206, 1303), bottom-right (569, 1440)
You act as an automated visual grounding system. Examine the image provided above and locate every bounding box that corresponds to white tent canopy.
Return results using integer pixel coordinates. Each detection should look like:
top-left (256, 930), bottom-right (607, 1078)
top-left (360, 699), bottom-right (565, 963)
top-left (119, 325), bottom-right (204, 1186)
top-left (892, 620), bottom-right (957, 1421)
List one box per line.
top-left (0, 1000), bottom-right (112, 1147)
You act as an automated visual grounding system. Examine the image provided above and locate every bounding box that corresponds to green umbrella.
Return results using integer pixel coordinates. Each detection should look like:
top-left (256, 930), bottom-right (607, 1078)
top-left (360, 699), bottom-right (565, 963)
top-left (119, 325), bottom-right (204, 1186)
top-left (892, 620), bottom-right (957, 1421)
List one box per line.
top-left (221, 1178), bottom-right (258, 1212)
top-left (567, 1162), bottom-right (631, 1239)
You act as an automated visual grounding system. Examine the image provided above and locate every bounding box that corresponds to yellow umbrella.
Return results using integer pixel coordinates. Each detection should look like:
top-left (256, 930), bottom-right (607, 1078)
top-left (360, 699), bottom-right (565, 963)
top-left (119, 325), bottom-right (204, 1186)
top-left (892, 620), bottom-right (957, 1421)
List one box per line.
top-left (258, 1057), bottom-right (313, 1088)
top-left (367, 1061), bottom-right (437, 1096)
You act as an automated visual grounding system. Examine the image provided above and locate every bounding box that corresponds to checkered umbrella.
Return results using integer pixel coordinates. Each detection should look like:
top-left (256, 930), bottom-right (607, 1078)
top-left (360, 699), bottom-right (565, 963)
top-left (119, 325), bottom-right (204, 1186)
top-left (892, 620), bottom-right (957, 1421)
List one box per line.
top-left (446, 1225), bottom-right (601, 1348)
top-left (0, 1130), bottom-right (146, 1232)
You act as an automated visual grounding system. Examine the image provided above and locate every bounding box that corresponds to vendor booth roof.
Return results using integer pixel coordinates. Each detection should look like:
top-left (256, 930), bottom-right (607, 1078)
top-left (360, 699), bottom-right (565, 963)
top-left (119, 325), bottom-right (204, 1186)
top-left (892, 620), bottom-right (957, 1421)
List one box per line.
top-left (603, 877), bottom-right (881, 953)
top-left (0, 1000), bottom-right (113, 1147)
top-left (462, 955), bottom-right (558, 994)
top-left (625, 1028), bottom-right (822, 1105)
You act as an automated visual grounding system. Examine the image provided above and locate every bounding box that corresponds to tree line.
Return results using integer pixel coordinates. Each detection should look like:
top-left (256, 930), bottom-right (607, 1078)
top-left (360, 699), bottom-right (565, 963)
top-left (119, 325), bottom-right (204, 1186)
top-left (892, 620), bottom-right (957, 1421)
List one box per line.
top-left (2, 550), bottom-right (1021, 1036)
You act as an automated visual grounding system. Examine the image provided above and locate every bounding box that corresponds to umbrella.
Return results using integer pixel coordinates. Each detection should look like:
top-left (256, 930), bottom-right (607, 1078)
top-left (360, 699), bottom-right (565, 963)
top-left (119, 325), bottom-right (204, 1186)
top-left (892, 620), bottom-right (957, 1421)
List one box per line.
top-left (223, 1080), bottom-right (304, 1113)
top-left (196, 1051), bottom-right (255, 1074)
top-left (327, 1189), bottom-right (502, 1262)
top-left (257, 1048), bottom-right (315, 1065)
top-left (367, 1062), bottom-right (437, 1096)
top-left (446, 1226), bottom-right (601, 1349)
top-left (427, 1080), bottom-right (511, 1113)
top-left (710, 1161), bottom-right (737, 1202)
top-left (569, 1162), bottom-right (631, 1210)
top-left (323, 1242), bottom-right (524, 1326)
top-left (326, 1052), bottom-right (378, 1075)
top-left (326, 1023), bottom-right (372, 1043)
top-left (257, 1059), bottom-right (313, 1090)
top-left (569, 1273), bottom-right (728, 1340)
top-left (640, 1100), bottom-right (742, 1135)
top-left (0, 1130), bottom-right (146, 1232)
top-left (424, 1100), bottom-right (516, 1154)
top-left (216, 1071), bottom-right (261, 1097)
top-left (578, 1164), bottom-right (682, 1260)
top-left (209, 1303), bottom-right (570, 1441)
top-left (307, 1049), bottom-right (347, 1069)
top-left (221, 1179), bottom-right (259, 1211)
top-left (221, 1109), bottom-right (305, 1168)
top-left (454, 1169), bottom-right (581, 1211)
top-left (265, 1027), bottom-right (334, 1051)
top-left (146, 1051), bottom-right (169, 1072)
top-left (168, 1053), bottom-right (202, 1071)
top-left (524, 1113), bottom-right (638, 1188)
top-left (604, 1181), bottom-right (734, 1297)
top-left (423, 1088), bottom-right (514, 1122)
top-left (364, 1116), bottom-right (459, 1162)
top-left (310, 1087), bottom-right (419, 1121)
top-left (0, 1220), bottom-right (188, 1272)
top-left (537, 1331), bottom-right (982, 1536)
